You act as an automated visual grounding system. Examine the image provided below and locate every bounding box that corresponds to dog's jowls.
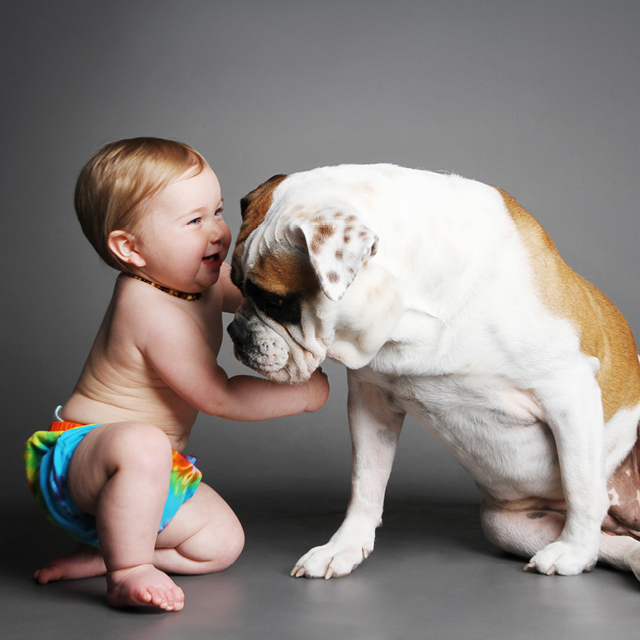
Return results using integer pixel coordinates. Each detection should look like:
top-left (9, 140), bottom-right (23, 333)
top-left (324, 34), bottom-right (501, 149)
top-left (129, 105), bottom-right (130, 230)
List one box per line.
top-left (228, 164), bottom-right (640, 581)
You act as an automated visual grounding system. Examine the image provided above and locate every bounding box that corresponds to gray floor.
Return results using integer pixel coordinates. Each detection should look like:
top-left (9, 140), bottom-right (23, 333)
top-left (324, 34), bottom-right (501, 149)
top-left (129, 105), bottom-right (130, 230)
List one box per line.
top-left (3, 488), bottom-right (640, 640)
top-left (3, 2), bottom-right (640, 638)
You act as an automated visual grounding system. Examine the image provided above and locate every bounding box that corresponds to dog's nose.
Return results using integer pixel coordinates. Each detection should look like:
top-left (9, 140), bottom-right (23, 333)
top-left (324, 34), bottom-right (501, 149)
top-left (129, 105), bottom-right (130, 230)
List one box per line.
top-left (227, 319), bottom-right (252, 347)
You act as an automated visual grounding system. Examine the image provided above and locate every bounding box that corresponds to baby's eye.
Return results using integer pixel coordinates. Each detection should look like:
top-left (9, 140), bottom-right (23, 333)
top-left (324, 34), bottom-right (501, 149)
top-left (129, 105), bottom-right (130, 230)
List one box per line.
top-left (188, 217), bottom-right (202, 225)
top-left (215, 207), bottom-right (224, 217)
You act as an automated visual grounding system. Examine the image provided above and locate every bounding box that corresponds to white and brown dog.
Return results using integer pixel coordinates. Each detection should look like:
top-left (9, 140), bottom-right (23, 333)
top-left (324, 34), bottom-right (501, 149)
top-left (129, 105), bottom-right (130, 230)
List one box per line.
top-left (228, 164), bottom-right (640, 581)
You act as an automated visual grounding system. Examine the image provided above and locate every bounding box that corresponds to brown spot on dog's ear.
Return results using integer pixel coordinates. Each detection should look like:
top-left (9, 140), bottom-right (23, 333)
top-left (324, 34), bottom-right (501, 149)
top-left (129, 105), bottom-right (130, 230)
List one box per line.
top-left (293, 209), bottom-right (378, 302)
top-left (232, 174), bottom-right (288, 286)
top-left (310, 222), bottom-right (336, 254)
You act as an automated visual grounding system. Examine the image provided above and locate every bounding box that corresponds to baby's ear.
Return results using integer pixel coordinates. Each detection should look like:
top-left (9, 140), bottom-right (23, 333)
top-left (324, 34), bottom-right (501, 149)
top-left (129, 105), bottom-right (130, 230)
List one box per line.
top-left (107, 230), bottom-right (146, 268)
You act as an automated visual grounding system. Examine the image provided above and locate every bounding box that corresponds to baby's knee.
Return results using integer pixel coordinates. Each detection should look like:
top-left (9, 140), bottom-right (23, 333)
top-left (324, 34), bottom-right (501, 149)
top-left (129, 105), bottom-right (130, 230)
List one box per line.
top-left (105, 423), bottom-right (173, 474)
top-left (200, 510), bottom-right (245, 572)
top-left (219, 517), bottom-right (245, 569)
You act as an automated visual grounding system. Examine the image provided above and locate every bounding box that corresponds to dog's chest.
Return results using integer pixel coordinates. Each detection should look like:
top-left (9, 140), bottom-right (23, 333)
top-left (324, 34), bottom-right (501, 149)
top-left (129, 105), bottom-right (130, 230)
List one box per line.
top-left (360, 366), bottom-right (563, 499)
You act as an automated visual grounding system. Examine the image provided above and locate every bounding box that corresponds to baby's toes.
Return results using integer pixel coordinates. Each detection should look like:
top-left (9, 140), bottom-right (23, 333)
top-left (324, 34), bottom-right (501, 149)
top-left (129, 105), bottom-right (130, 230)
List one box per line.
top-left (172, 585), bottom-right (185, 611)
top-left (146, 586), bottom-right (173, 610)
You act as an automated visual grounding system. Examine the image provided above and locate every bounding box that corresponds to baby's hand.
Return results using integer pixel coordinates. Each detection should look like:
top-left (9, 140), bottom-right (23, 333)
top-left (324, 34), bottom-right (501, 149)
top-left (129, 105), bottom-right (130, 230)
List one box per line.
top-left (304, 368), bottom-right (330, 412)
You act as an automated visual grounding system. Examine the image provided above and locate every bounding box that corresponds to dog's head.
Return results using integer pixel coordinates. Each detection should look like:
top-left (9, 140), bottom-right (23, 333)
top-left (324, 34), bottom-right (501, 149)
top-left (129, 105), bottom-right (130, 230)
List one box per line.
top-left (228, 169), bottom-right (382, 383)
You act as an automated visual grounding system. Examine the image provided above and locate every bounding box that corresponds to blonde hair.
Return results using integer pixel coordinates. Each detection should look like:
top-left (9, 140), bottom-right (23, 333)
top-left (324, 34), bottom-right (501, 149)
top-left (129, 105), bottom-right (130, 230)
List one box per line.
top-left (74, 137), bottom-right (209, 271)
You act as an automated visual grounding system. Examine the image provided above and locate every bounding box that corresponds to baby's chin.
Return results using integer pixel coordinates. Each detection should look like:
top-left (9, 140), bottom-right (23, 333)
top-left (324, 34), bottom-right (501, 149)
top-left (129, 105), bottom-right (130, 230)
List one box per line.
top-left (198, 269), bottom-right (220, 290)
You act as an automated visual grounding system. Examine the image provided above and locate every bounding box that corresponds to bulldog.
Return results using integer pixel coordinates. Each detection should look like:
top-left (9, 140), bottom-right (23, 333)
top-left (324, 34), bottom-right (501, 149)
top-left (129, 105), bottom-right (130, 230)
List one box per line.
top-left (228, 164), bottom-right (640, 581)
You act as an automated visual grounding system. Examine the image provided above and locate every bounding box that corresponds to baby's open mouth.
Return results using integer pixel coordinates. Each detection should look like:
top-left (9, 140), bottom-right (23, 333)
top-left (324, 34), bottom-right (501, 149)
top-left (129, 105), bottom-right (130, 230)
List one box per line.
top-left (203, 253), bottom-right (222, 268)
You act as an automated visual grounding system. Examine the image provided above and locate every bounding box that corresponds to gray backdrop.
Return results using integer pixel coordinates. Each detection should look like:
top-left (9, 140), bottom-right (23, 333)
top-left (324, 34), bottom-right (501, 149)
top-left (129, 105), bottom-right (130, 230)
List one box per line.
top-left (3, 0), bottom-right (639, 512)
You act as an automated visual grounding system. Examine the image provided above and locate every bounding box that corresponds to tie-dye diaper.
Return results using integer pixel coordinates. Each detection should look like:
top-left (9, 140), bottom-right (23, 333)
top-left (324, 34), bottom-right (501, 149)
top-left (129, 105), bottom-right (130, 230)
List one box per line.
top-left (25, 419), bottom-right (202, 548)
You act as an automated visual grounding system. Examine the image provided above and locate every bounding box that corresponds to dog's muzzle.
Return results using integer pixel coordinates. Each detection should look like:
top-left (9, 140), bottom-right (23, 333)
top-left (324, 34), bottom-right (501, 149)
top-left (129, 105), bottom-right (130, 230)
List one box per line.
top-left (227, 314), bottom-right (291, 377)
top-left (227, 316), bottom-right (253, 349)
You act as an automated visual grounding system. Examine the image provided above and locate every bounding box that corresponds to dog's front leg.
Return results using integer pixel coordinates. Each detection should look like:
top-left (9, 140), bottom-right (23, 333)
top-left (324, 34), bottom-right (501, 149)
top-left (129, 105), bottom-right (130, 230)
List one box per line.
top-left (291, 371), bottom-right (405, 579)
top-left (526, 363), bottom-right (609, 575)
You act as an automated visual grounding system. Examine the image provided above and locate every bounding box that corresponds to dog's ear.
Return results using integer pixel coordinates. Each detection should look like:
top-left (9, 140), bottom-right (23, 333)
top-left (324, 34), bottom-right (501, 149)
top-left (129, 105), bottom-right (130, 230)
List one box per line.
top-left (292, 211), bottom-right (378, 302)
top-left (240, 174), bottom-right (288, 220)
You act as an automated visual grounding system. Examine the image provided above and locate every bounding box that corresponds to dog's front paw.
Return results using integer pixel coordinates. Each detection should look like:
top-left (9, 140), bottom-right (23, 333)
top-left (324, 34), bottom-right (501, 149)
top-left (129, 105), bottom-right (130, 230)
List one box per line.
top-left (291, 541), bottom-right (373, 579)
top-left (525, 540), bottom-right (597, 576)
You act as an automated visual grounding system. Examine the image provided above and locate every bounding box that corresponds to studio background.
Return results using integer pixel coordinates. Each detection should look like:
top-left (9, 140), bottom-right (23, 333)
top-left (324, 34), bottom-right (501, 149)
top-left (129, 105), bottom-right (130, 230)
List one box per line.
top-left (2, 0), bottom-right (639, 558)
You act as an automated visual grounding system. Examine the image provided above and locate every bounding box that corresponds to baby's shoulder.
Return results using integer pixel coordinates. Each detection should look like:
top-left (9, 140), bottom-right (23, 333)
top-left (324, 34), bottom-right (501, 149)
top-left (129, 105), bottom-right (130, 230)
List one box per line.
top-left (110, 277), bottom-right (194, 337)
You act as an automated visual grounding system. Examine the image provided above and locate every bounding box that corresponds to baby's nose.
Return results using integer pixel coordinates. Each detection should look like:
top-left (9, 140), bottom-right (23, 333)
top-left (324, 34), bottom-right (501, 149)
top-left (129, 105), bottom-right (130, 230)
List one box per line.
top-left (209, 221), bottom-right (225, 241)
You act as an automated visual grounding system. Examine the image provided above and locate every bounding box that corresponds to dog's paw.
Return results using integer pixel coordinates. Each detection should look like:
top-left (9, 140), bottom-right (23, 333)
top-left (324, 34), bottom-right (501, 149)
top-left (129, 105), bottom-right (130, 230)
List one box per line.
top-left (290, 542), bottom-right (373, 579)
top-left (524, 540), bottom-right (597, 576)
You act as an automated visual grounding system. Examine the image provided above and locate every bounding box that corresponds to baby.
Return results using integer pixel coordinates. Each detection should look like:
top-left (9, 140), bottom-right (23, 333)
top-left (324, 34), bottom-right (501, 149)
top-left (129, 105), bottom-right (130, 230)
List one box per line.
top-left (24, 137), bottom-right (330, 611)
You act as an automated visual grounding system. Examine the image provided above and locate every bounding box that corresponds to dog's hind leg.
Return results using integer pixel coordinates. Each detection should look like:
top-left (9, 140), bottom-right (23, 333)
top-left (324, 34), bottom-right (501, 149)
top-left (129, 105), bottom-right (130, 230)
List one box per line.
top-left (598, 533), bottom-right (640, 578)
top-left (481, 498), bottom-right (640, 579)
top-left (480, 499), bottom-right (568, 571)
top-left (598, 436), bottom-right (640, 579)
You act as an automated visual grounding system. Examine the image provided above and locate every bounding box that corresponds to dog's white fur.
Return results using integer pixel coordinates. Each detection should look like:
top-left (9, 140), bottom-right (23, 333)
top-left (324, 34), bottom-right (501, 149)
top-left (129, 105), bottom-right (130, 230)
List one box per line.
top-left (229, 164), bottom-right (640, 580)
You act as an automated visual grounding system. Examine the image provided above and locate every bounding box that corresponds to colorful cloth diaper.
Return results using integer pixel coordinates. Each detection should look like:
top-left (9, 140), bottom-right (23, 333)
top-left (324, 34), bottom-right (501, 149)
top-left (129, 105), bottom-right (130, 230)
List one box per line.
top-left (25, 418), bottom-right (202, 548)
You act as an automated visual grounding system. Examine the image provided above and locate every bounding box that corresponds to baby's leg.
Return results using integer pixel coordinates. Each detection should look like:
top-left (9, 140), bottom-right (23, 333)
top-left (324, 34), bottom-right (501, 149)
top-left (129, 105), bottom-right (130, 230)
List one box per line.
top-left (34, 484), bottom-right (244, 581)
top-left (35, 543), bottom-right (106, 583)
top-left (153, 482), bottom-right (245, 575)
top-left (36, 423), bottom-right (243, 610)
top-left (63, 422), bottom-right (183, 611)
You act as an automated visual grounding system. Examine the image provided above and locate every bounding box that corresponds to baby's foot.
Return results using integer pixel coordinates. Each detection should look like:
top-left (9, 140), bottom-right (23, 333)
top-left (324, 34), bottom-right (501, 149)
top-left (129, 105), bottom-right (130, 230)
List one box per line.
top-left (106, 564), bottom-right (185, 612)
top-left (35, 544), bottom-right (107, 583)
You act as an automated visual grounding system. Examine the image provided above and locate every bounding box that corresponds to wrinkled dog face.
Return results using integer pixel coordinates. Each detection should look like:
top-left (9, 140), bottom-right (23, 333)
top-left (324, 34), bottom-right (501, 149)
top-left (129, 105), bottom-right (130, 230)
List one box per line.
top-left (227, 171), bottom-right (378, 384)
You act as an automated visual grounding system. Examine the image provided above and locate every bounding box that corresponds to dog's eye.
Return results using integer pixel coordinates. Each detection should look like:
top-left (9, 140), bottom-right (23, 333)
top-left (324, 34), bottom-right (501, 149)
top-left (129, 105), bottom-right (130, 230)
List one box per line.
top-left (267, 298), bottom-right (284, 309)
top-left (245, 280), bottom-right (301, 324)
top-left (261, 294), bottom-right (287, 315)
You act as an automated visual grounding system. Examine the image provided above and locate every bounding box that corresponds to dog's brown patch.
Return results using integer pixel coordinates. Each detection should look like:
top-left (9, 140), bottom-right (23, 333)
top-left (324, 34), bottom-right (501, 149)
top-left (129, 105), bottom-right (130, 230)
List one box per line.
top-left (232, 174), bottom-right (289, 287)
top-left (251, 249), bottom-right (320, 299)
top-left (607, 439), bottom-right (640, 532)
top-left (497, 187), bottom-right (640, 422)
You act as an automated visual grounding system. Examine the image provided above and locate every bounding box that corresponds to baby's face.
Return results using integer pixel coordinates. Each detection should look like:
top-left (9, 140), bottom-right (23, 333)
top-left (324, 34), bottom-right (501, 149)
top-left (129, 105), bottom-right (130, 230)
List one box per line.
top-left (134, 166), bottom-right (232, 293)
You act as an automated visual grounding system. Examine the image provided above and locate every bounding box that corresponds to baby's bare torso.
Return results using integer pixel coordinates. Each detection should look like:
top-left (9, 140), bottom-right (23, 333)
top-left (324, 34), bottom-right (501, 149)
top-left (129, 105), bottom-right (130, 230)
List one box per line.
top-left (61, 275), bottom-right (224, 450)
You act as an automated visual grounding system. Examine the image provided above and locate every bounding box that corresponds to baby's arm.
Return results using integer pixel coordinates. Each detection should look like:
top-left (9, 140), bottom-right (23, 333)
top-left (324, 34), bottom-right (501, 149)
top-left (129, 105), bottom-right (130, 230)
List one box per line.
top-left (139, 303), bottom-right (329, 421)
top-left (219, 263), bottom-right (244, 314)
top-left (198, 367), bottom-right (329, 420)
